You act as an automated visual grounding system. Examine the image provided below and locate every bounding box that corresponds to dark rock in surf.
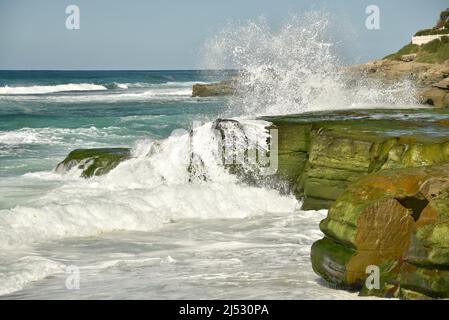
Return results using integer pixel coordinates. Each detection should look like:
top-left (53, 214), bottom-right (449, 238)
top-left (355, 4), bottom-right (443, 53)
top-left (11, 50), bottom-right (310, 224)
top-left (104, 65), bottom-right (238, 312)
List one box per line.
top-left (55, 148), bottom-right (131, 178)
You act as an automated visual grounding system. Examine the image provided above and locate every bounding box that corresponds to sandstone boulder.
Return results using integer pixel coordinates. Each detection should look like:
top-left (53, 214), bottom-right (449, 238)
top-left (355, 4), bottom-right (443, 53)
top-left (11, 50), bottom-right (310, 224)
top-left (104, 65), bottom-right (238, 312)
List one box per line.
top-left (311, 164), bottom-right (449, 299)
top-left (401, 54), bottom-right (417, 62)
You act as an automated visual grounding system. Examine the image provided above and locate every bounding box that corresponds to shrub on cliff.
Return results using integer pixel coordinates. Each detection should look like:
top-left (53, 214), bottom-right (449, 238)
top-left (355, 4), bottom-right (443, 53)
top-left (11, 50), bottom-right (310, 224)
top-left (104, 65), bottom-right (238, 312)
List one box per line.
top-left (385, 37), bottom-right (449, 63)
top-left (415, 28), bottom-right (449, 36)
top-left (383, 43), bottom-right (420, 60)
top-left (418, 37), bottom-right (449, 63)
top-left (423, 38), bottom-right (445, 52)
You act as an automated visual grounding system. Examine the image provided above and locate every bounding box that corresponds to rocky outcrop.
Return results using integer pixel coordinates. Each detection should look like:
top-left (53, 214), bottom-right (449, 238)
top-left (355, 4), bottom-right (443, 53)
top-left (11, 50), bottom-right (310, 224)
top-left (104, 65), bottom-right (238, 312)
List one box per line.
top-left (347, 58), bottom-right (449, 107)
top-left (263, 109), bottom-right (449, 209)
top-left (213, 110), bottom-right (449, 298)
top-left (400, 54), bottom-right (417, 62)
top-left (311, 164), bottom-right (449, 299)
top-left (55, 148), bottom-right (130, 178)
top-left (194, 58), bottom-right (449, 106)
top-left (192, 81), bottom-right (236, 97)
top-left (192, 64), bottom-right (449, 108)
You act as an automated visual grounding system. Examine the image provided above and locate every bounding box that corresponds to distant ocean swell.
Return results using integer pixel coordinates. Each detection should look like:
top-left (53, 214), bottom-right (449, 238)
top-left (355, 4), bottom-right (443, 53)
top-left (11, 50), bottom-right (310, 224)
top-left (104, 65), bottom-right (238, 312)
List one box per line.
top-left (0, 81), bottom-right (206, 96)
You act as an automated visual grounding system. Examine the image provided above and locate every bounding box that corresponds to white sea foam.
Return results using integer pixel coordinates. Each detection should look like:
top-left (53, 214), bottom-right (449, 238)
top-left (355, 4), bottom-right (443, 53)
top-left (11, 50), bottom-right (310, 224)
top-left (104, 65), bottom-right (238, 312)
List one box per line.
top-left (115, 87), bottom-right (193, 98)
top-left (0, 83), bottom-right (107, 95)
top-left (0, 120), bottom-right (297, 249)
top-left (0, 254), bottom-right (65, 296)
top-left (163, 81), bottom-right (209, 87)
top-left (0, 81), bottom-right (204, 103)
top-left (116, 83), bottom-right (128, 89)
top-left (0, 87), bottom-right (194, 103)
top-left (0, 129), bottom-right (56, 145)
top-left (0, 208), bottom-right (374, 299)
top-left (110, 81), bottom-right (206, 89)
top-left (0, 126), bottom-right (126, 146)
top-left (57, 87), bottom-right (193, 103)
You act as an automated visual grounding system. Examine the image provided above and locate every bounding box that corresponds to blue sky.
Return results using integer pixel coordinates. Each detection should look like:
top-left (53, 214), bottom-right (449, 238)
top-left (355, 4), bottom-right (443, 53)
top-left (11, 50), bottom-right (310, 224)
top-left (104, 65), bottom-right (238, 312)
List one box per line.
top-left (0, 0), bottom-right (447, 70)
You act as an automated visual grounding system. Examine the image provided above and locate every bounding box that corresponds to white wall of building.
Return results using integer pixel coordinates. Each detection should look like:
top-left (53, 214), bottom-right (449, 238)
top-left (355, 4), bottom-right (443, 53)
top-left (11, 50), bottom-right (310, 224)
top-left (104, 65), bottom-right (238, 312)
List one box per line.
top-left (412, 34), bottom-right (447, 45)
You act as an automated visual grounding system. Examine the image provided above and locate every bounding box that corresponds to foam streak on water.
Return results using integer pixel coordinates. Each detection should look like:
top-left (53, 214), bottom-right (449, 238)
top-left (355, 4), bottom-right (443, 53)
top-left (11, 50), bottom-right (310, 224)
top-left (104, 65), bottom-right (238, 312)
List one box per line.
top-left (2, 210), bottom-right (366, 299)
top-left (0, 83), bottom-right (109, 95)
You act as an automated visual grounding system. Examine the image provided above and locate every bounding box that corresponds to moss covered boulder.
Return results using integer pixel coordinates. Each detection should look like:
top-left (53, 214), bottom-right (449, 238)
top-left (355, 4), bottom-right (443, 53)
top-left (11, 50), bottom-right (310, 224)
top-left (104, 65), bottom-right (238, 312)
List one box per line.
top-left (311, 163), bottom-right (449, 299)
top-left (55, 148), bottom-right (131, 178)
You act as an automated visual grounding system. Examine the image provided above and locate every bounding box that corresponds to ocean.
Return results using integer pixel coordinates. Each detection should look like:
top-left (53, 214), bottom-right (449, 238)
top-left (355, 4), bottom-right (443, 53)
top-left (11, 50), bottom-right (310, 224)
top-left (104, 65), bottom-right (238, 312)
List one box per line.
top-left (0, 70), bottom-right (366, 299)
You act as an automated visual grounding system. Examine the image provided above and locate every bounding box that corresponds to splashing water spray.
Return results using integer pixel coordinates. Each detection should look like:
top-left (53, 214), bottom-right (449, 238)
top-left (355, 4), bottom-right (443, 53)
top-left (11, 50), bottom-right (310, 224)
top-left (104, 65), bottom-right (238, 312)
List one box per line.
top-left (203, 11), bottom-right (418, 117)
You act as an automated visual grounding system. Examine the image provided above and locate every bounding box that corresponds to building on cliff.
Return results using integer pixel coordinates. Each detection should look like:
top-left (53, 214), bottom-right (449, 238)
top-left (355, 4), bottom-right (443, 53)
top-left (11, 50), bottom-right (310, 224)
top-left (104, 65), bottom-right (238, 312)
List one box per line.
top-left (412, 8), bottom-right (449, 45)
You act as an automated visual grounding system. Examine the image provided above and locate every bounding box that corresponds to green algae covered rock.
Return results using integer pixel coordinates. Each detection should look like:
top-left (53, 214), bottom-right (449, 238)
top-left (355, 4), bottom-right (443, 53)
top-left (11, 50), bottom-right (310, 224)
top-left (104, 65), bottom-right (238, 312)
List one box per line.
top-left (268, 110), bottom-right (449, 298)
top-left (56, 148), bottom-right (131, 178)
top-left (311, 163), bottom-right (449, 299)
top-left (263, 109), bottom-right (449, 209)
top-left (266, 121), bottom-right (311, 186)
top-left (311, 237), bottom-right (356, 289)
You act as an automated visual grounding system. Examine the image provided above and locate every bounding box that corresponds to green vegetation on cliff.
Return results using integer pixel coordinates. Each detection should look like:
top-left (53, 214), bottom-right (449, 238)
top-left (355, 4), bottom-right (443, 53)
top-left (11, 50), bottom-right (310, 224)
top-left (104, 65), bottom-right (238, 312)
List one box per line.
top-left (384, 36), bottom-right (449, 63)
top-left (414, 8), bottom-right (449, 36)
top-left (414, 28), bottom-right (449, 37)
top-left (385, 8), bottom-right (449, 64)
top-left (383, 43), bottom-right (420, 60)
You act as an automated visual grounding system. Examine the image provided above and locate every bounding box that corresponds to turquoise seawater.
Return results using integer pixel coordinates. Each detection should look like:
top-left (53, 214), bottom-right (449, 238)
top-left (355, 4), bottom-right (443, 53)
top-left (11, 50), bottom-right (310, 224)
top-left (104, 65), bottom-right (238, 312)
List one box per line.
top-left (0, 71), bottom-right (231, 178)
top-left (0, 70), bottom-right (362, 299)
top-left (0, 71), bottom-right (234, 210)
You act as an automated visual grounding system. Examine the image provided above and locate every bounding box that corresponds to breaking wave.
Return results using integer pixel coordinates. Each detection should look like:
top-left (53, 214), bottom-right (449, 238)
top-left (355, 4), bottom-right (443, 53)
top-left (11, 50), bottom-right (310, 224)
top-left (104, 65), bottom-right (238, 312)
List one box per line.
top-left (0, 81), bottom-right (204, 97)
top-left (0, 83), bottom-right (108, 95)
top-left (0, 127), bottom-right (127, 146)
top-left (0, 120), bottom-right (297, 249)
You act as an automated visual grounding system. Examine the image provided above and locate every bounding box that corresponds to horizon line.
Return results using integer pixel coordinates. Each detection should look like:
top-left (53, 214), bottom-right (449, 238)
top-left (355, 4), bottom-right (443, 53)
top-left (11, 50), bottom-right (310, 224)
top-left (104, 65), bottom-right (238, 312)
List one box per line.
top-left (0, 69), bottom-right (239, 72)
